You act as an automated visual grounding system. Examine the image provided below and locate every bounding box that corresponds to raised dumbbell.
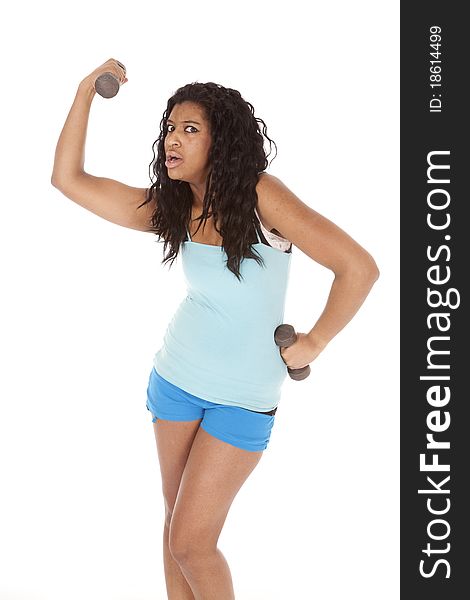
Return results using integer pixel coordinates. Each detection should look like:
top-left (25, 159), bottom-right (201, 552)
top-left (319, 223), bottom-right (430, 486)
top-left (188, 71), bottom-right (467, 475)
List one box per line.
top-left (95, 61), bottom-right (126, 98)
top-left (274, 324), bottom-right (311, 381)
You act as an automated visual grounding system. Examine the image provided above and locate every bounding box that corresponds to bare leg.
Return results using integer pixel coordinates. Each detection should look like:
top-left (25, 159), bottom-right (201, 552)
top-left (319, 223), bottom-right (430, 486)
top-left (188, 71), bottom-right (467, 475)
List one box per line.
top-left (177, 548), bottom-right (235, 600)
top-left (151, 418), bottom-right (202, 599)
top-left (169, 427), bottom-right (264, 599)
top-left (163, 520), bottom-right (195, 599)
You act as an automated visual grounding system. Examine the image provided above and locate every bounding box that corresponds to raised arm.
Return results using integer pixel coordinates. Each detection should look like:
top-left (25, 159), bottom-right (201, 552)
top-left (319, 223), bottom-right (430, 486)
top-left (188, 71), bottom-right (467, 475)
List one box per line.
top-left (51, 59), bottom-right (156, 233)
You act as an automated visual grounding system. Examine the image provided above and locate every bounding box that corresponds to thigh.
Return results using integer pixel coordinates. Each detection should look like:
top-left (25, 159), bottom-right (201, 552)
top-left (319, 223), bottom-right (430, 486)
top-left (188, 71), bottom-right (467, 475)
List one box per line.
top-left (153, 418), bottom-right (202, 518)
top-left (169, 426), bottom-right (263, 557)
top-left (145, 367), bottom-right (204, 514)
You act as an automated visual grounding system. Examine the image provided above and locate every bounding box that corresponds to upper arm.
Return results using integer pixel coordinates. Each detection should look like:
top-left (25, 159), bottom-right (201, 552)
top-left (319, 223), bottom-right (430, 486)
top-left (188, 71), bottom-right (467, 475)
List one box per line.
top-left (51, 173), bottom-right (157, 233)
top-left (255, 173), bottom-right (379, 277)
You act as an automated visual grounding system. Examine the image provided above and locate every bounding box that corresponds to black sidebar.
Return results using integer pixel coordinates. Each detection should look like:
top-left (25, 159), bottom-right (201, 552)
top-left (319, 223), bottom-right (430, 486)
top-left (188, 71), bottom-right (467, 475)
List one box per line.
top-left (401, 3), bottom-right (468, 599)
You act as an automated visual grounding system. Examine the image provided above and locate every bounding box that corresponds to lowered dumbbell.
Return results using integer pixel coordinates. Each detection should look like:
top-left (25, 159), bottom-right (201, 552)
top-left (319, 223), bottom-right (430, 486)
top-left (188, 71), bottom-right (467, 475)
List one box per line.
top-left (274, 324), bottom-right (311, 381)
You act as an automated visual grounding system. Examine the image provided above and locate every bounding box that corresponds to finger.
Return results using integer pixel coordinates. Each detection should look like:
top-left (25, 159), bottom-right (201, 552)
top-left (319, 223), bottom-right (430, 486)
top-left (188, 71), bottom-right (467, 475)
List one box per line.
top-left (116, 62), bottom-right (127, 83)
top-left (116, 61), bottom-right (126, 76)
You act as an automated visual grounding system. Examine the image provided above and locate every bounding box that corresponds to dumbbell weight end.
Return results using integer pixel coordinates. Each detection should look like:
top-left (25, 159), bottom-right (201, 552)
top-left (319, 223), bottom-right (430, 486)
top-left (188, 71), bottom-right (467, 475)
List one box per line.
top-left (95, 72), bottom-right (121, 98)
top-left (274, 324), bottom-right (311, 381)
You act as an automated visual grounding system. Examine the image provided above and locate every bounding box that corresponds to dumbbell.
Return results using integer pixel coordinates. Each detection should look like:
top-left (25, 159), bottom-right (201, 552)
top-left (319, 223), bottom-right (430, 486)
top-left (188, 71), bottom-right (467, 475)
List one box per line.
top-left (274, 324), bottom-right (311, 381)
top-left (95, 61), bottom-right (126, 98)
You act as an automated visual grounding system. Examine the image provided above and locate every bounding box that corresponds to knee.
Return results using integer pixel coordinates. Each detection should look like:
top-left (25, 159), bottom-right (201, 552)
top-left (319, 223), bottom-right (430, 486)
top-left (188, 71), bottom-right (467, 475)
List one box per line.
top-left (168, 524), bottom-right (214, 565)
top-left (168, 529), bottom-right (197, 564)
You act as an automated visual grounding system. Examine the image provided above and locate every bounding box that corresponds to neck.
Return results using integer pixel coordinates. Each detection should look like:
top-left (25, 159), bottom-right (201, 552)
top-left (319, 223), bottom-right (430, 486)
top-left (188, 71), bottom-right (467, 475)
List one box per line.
top-left (189, 178), bottom-right (208, 209)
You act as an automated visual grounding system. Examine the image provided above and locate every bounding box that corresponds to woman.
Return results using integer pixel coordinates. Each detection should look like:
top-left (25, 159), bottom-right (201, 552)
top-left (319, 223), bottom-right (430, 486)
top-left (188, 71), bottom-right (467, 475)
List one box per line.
top-left (51, 58), bottom-right (379, 599)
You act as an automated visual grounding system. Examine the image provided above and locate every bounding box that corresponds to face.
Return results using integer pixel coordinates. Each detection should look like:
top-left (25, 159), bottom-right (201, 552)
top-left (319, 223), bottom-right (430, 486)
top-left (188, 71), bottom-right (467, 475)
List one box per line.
top-left (164, 101), bottom-right (212, 186)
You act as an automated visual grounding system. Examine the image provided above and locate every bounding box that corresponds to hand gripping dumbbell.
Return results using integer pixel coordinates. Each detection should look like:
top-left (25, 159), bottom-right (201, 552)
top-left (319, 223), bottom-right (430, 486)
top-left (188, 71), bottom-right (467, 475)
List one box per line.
top-left (274, 324), bottom-right (311, 381)
top-left (95, 61), bottom-right (126, 98)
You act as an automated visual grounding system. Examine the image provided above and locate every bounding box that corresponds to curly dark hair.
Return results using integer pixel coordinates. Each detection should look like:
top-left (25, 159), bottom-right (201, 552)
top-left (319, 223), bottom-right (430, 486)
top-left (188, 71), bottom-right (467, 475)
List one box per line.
top-left (137, 81), bottom-right (277, 281)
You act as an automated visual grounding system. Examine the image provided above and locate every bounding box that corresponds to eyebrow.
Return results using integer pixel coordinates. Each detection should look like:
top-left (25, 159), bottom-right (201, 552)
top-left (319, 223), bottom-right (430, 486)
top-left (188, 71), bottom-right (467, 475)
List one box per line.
top-left (167, 119), bottom-right (201, 125)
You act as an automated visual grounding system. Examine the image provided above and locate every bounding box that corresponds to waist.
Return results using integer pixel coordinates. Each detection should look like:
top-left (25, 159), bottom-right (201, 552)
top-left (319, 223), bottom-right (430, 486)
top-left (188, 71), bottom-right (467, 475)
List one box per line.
top-left (153, 295), bottom-right (288, 411)
top-left (169, 295), bottom-right (285, 349)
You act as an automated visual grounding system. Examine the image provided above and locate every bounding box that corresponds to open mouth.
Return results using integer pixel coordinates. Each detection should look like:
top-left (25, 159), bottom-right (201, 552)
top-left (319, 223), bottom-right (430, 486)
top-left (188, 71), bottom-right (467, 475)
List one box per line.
top-left (166, 156), bottom-right (183, 168)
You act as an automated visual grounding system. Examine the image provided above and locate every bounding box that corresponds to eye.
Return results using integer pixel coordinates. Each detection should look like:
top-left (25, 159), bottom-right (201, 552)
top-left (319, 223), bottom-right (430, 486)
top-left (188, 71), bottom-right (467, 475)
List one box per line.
top-left (166, 124), bottom-right (198, 133)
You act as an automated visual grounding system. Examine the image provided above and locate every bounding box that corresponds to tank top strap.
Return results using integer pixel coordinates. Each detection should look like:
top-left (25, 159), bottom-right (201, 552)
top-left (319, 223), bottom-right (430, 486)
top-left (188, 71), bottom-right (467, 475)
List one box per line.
top-left (186, 227), bottom-right (192, 242)
top-left (253, 208), bottom-right (263, 244)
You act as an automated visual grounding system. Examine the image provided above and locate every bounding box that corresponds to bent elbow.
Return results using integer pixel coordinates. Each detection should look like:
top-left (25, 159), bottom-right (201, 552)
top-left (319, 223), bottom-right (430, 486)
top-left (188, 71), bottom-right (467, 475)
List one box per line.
top-left (367, 258), bottom-right (380, 283)
top-left (373, 265), bottom-right (380, 282)
top-left (51, 174), bottom-right (63, 188)
top-left (351, 254), bottom-right (380, 285)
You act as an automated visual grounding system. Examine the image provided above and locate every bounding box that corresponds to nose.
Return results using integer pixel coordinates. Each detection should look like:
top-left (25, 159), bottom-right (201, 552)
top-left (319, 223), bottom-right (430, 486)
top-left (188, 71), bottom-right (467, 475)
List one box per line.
top-left (166, 129), bottom-right (181, 149)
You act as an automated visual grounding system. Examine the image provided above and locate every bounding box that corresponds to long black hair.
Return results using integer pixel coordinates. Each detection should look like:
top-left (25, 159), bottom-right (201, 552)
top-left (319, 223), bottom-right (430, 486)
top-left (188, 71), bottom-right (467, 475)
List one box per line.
top-left (137, 81), bottom-right (277, 281)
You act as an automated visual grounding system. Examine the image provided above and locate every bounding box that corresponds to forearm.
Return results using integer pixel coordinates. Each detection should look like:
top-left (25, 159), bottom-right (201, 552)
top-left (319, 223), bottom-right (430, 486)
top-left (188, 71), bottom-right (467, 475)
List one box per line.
top-left (307, 267), bottom-right (379, 349)
top-left (51, 82), bottom-right (96, 185)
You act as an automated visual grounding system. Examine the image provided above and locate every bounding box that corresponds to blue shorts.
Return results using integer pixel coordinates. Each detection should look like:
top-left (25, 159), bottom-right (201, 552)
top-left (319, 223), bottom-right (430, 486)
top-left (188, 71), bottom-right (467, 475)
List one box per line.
top-left (145, 367), bottom-right (277, 452)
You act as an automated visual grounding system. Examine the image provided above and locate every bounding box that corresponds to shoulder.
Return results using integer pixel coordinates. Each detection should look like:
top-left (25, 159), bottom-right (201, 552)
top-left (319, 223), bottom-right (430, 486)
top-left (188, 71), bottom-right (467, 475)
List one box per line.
top-left (255, 173), bottom-right (286, 234)
top-left (255, 173), bottom-right (379, 277)
top-left (255, 172), bottom-right (280, 199)
top-left (255, 172), bottom-right (308, 239)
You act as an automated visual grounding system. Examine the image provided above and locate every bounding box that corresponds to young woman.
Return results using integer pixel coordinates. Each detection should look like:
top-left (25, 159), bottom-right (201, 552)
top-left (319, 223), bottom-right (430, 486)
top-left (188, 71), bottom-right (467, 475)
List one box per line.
top-left (51, 58), bottom-right (379, 599)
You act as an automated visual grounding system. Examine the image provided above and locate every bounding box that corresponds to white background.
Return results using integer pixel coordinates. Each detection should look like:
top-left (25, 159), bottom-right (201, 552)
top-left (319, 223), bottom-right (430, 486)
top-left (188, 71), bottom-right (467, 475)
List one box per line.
top-left (0, 1), bottom-right (399, 598)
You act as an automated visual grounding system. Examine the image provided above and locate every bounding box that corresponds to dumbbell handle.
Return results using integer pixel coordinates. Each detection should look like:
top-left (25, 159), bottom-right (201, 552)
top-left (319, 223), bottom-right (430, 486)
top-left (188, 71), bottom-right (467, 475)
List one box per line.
top-left (95, 61), bottom-right (126, 99)
top-left (274, 324), bottom-right (311, 381)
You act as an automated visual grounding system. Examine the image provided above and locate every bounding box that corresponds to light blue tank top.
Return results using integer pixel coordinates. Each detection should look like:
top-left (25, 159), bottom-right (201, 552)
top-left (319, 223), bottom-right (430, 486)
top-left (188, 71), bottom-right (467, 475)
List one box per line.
top-left (153, 219), bottom-right (292, 411)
